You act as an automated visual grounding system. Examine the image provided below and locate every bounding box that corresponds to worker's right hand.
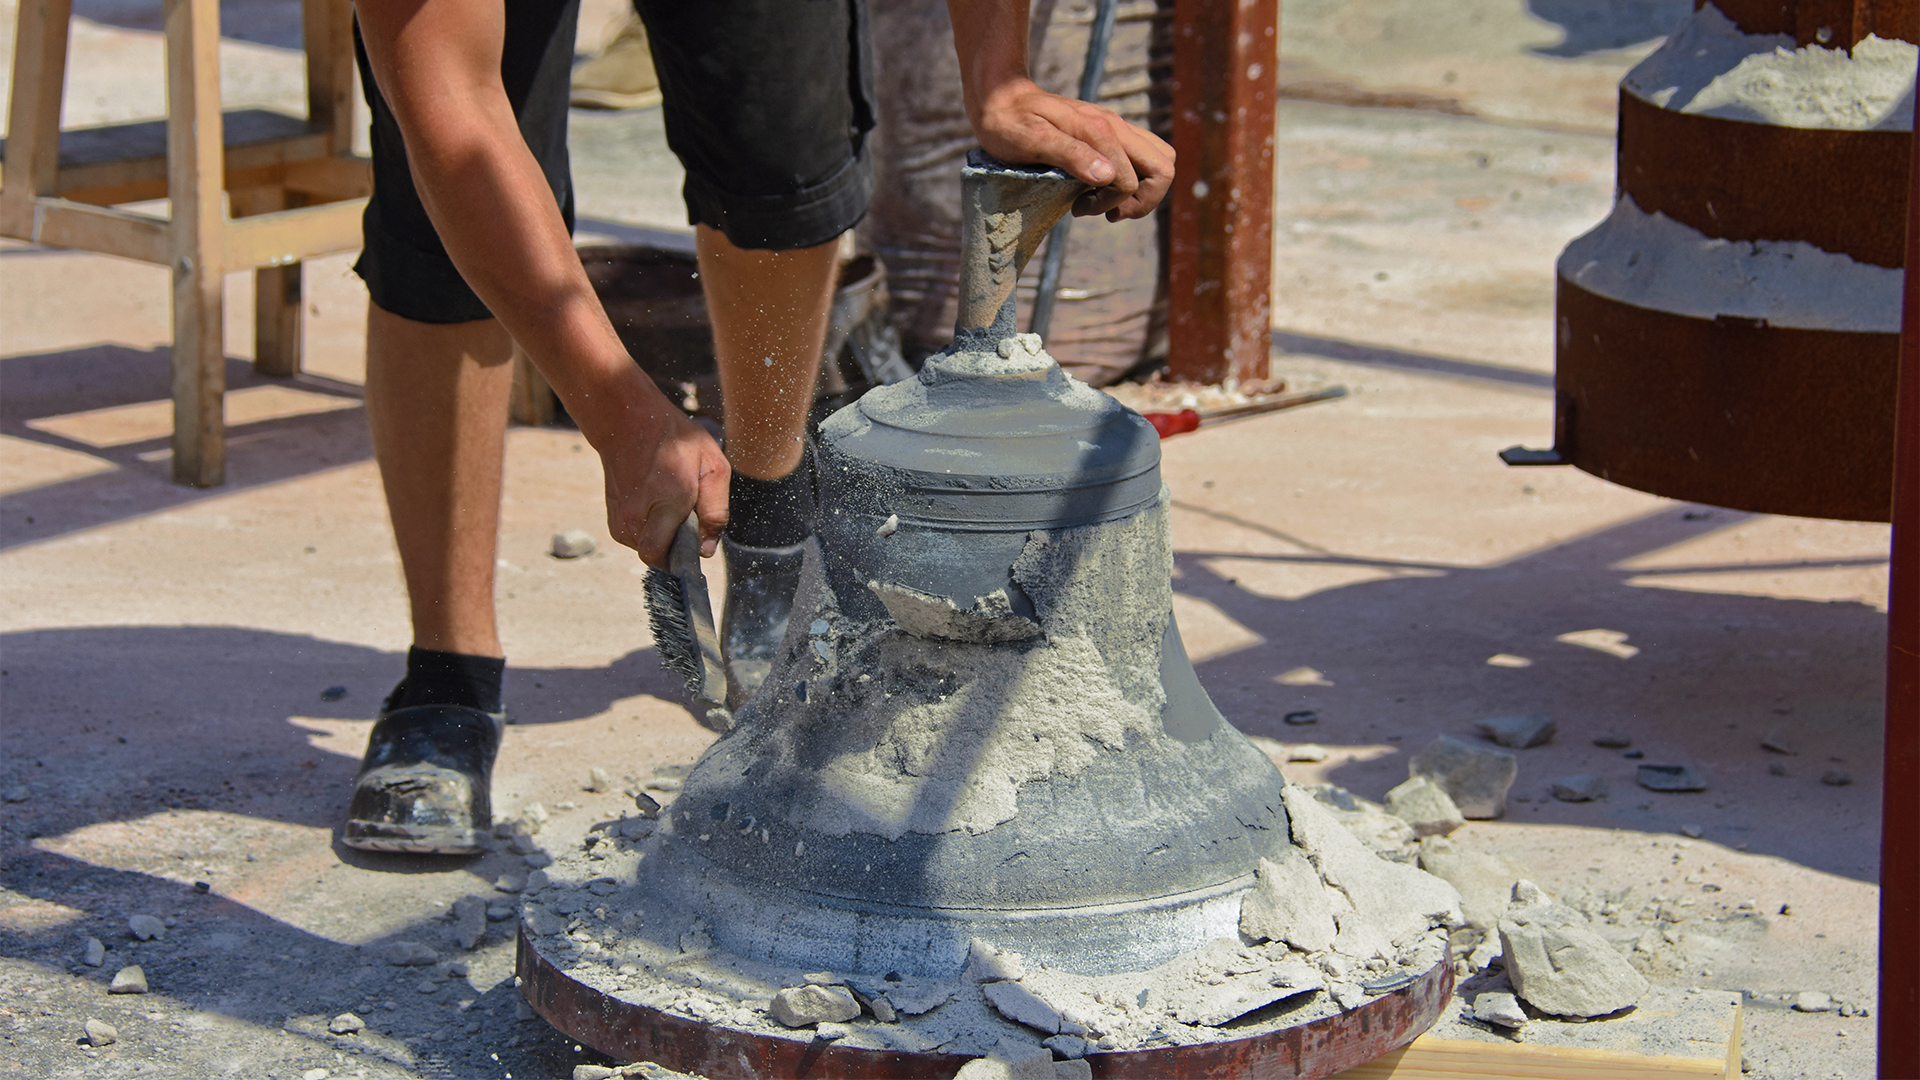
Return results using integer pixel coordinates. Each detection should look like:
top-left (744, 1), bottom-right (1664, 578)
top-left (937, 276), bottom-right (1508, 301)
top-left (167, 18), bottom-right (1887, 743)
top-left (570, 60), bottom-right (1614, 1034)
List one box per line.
top-left (969, 77), bottom-right (1175, 222)
top-left (593, 391), bottom-right (731, 568)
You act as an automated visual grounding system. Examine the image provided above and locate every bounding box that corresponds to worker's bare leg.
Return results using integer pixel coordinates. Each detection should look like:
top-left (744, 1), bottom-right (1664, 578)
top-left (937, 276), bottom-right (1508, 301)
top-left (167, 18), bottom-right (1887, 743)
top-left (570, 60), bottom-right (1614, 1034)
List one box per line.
top-left (342, 303), bottom-right (513, 855)
top-left (364, 304), bottom-right (514, 660)
top-left (696, 224), bottom-right (840, 708)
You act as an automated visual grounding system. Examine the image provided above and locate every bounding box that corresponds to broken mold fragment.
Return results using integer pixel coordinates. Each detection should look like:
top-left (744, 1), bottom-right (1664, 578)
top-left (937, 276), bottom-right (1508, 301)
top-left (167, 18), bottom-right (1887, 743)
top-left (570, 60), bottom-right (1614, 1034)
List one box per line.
top-left (867, 581), bottom-right (1041, 643)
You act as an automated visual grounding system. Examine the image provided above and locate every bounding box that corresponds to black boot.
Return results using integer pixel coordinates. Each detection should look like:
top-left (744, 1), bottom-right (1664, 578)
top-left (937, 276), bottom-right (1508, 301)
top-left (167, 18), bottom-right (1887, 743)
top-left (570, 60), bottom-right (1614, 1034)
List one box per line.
top-left (720, 537), bottom-right (807, 711)
top-left (342, 704), bottom-right (503, 854)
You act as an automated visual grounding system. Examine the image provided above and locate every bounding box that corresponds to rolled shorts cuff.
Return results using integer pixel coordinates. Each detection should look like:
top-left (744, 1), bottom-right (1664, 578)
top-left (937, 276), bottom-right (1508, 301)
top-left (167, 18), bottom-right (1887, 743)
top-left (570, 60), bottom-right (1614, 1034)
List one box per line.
top-left (353, 203), bottom-right (496, 325)
top-left (682, 141), bottom-right (873, 252)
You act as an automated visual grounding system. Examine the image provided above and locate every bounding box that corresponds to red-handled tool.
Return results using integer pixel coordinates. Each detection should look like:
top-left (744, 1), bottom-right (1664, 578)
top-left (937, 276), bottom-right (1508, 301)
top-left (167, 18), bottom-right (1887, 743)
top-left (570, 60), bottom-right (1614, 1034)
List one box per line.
top-left (1142, 386), bottom-right (1347, 439)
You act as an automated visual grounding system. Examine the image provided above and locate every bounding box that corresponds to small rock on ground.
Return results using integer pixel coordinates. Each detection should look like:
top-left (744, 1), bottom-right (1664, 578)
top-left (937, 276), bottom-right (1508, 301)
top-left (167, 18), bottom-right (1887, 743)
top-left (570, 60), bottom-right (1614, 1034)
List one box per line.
top-left (1637, 764), bottom-right (1708, 792)
top-left (1283, 710), bottom-right (1318, 725)
top-left (493, 873), bottom-right (526, 893)
top-left (81, 937), bottom-right (105, 967)
top-left (550, 530), bottom-right (597, 558)
top-left (1043, 1034), bottom-right (1089, 1059)
top-left (769, 984), bottom-right (860, 1027)
top-left (1476, 713), bottom-right (1556, 749)
top-left (1592, 732), bottom-right (1632, 748)
top-left (384, 941), bottom-right (437, 966)
top-left (1384, 775), bottom-right (1466, 837)
top-left (1792, 991), bottom-right (1833, 1012)
top-left (1499, 881), bottom-right (1648, 1017)
top-left (450, 895), bottom-right (488, 950)
top-left (1822, 770), bottom-right (1852, 787)
top-left (127, 914), bottom-right (165, 940)
top-left (574, 1068), bottom-right (617, 1080)
top-left (108, 965), bottom-right (148, 994)
top-left (328, 1012), bottom-right (364, 1034)
top-left (1409, 735), bottom-right (1517, 819)
top-left (1550, 774), bottom-right (1607, 802)
top-left (84, 1018), bottom-right (118, 1046)
top-left (2, 783), bottom-right (29, 802)
top-left (1417, 836), bottom-right (1530, 932)
top-left (585, 767), bottom-right (612, 792)
top-left (301, 1069), bottom-right (330, 1080)
top-left (1471, 991), bottom-right (1527, 1029)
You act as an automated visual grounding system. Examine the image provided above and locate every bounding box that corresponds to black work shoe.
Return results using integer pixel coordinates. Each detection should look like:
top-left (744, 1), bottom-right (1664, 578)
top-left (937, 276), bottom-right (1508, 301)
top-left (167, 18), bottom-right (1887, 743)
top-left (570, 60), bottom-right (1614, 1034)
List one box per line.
top-left (342, 705), bottom-right (504, 854)
top-left (720, 537), bottom-right (807, 711)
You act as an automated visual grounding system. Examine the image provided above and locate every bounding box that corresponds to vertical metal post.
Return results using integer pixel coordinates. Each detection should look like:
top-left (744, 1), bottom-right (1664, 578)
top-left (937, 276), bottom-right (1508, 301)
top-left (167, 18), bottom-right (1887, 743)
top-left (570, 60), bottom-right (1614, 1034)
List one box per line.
top-left (1878, 80), bottom-right (1920, 1080)
top-left (1167, 0), bottom-right (1276, 384)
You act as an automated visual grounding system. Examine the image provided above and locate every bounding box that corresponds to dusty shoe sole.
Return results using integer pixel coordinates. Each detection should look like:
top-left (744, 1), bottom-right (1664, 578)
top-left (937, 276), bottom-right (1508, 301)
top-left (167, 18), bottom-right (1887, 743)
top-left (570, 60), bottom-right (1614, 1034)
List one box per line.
top-left (342, 819), bottom-right (485, 855)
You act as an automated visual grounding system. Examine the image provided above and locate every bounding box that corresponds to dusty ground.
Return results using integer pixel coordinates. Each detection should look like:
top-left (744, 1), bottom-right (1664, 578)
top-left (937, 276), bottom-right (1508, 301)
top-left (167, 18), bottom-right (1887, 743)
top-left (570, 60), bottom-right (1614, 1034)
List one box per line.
top-left (0, 1), bottom-right (1892, 1078)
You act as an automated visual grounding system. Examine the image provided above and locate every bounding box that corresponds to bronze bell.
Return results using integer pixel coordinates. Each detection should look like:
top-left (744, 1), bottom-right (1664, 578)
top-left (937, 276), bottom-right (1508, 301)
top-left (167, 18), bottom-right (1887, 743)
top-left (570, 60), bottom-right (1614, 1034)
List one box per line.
top-left (654, 152), bottom-right (1289, 978)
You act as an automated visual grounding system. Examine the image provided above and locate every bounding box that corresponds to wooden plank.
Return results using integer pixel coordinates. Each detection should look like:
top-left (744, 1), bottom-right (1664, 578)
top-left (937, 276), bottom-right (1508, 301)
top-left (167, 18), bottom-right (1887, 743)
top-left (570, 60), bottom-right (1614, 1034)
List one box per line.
top-left (221, 197), bottom-right (367, 269)
top-left (0, 0), bottom-right (75, 237)
top-left (1332, 1035), bottom-right (1730, 1080)
top-left (282, 154), bottom-right (373, 200)
top-left (1168, 0), bottom-right (1277, 384)
top-left (28, 199), bottom-right (171, 263)
top-left (167, 0), bottom-right (229, 488)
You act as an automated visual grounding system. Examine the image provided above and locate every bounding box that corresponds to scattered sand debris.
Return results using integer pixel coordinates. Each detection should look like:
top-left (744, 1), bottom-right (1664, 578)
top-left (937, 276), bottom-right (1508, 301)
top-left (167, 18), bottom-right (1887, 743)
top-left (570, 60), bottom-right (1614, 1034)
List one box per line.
top-left (1476, 713), bottom-right (1556, 749)
top-left (1408, 736), bottom-right (1517, 818)
top-left (1239, 850), bottom-right (1339, 952)
top-left (966, 939), bottom-right (1027, 983)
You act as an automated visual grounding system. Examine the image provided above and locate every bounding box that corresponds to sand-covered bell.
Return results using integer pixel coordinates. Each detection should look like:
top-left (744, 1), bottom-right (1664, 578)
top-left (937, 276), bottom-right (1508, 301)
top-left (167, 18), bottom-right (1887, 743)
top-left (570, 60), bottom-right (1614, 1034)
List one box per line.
top-left (653, 154), bottom-right (1289, 978)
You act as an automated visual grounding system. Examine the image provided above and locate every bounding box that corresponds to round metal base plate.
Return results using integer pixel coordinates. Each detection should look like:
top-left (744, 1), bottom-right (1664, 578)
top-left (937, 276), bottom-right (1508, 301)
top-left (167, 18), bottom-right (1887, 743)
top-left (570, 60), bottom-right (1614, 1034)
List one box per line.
top-left (518, 925), bottom-right (1453, 1079)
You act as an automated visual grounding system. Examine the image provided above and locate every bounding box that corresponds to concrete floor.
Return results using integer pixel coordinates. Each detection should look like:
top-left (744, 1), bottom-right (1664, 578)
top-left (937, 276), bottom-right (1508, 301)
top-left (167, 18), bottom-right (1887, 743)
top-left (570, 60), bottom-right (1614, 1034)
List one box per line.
top-left (0, 1), bottom-right (1894, 1078)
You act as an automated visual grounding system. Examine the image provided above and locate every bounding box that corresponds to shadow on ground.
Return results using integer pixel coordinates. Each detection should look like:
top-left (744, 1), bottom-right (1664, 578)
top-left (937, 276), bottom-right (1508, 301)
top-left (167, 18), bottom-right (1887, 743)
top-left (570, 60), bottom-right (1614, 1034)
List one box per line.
top-left (1180, 502), bottom-right (1887, 883)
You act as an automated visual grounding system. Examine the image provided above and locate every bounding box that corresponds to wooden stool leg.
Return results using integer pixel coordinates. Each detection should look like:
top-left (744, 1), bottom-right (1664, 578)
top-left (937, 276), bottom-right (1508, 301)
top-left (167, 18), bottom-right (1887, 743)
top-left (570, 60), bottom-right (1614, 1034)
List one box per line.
top-left (232, 187), bottom-right (306, 377)
top-left (167, 0), bottom-right (228, 487)
top-left (1, 0), bottom-right (74, 237)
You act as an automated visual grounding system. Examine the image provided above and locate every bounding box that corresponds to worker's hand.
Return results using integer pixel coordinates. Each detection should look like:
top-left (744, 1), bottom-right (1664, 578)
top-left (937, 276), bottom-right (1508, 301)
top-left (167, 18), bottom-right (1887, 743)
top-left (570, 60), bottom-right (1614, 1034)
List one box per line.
top-left (592, 393), bottom-right (731, 568)
top-left (971, 77), bottom-right (1174, 221)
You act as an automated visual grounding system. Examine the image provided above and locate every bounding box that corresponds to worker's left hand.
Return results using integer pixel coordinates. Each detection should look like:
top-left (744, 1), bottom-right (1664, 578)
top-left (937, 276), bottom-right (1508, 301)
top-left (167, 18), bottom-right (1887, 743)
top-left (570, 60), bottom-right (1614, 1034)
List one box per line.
top-left (970, 77), bottom-right (1174, 221)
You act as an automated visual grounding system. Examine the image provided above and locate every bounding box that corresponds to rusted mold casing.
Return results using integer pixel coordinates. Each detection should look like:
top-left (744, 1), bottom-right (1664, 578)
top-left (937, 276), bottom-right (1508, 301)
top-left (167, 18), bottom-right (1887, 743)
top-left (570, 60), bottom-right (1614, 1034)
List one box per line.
top-left (1555, 280), bottom-right (1899, 521)
top-left (518, 925), bottom-right (1453, 1080)
top-left (1617, 90), bottom-right (1911, 268)
top-left (1704, 0), bottom-right (1918, 47)
top-left (1168, 0), bottom-right (1276, 384)
top-left (1542, 0), bottom-right (1912, 521)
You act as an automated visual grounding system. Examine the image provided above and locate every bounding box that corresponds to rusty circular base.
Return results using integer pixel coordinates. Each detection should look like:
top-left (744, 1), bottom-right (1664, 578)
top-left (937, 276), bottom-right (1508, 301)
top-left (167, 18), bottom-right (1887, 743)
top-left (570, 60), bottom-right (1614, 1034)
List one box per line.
top-left (518, 924), bottom-right (1453, 1079)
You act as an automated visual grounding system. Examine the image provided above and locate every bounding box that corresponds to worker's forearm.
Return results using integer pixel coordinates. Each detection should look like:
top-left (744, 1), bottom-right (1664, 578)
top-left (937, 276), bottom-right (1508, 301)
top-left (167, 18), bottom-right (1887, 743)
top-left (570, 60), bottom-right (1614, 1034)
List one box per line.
top-left (946, 0), bottom-right (1036, 127)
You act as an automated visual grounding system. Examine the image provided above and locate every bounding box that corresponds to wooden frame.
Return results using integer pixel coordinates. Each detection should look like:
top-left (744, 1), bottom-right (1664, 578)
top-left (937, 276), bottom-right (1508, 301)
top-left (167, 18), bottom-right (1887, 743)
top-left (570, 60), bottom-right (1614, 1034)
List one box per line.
top-left (0, 0), bottom-right (371, 487)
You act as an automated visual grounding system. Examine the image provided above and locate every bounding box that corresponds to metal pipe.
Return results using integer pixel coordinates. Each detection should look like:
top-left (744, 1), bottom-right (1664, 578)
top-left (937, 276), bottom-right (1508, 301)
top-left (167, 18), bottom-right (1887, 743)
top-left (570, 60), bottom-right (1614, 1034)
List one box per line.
top-left (1027, 0), bottom-right (1120, 340)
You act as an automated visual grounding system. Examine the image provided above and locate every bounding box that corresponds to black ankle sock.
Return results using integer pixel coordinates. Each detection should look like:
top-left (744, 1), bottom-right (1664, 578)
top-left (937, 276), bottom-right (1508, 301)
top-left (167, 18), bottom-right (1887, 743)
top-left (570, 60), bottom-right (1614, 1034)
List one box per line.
top-left (725, 444), bottom-right (815, 549)
top-left (383, 646), bottom-right (505, 714)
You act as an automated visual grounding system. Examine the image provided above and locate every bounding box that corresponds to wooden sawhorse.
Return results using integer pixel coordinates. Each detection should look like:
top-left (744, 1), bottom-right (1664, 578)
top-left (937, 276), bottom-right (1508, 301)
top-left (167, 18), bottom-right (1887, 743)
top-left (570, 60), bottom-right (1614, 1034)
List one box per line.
top-left (2, 0), bottom-right (371, 487)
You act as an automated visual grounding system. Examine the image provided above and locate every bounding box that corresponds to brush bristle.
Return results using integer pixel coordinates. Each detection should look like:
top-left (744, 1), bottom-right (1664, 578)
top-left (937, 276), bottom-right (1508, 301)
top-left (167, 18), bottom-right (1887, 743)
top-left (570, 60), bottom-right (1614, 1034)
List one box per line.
top-left (643, 565), bottom-right (702, 695)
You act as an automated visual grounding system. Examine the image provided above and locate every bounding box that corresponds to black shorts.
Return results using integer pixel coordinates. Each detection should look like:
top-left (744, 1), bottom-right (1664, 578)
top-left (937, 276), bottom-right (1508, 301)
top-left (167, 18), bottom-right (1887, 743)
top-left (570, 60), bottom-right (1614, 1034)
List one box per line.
top-left (354, 0), bottom-right (875, 325)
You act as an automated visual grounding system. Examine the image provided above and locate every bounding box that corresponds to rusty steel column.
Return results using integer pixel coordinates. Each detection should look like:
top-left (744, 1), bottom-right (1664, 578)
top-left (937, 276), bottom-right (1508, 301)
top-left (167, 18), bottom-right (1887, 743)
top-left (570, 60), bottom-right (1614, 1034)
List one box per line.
top-left (1167, 0), bottom-right (1276, 384)
top-left (1878, 83), bottom-right (1920, 1080)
